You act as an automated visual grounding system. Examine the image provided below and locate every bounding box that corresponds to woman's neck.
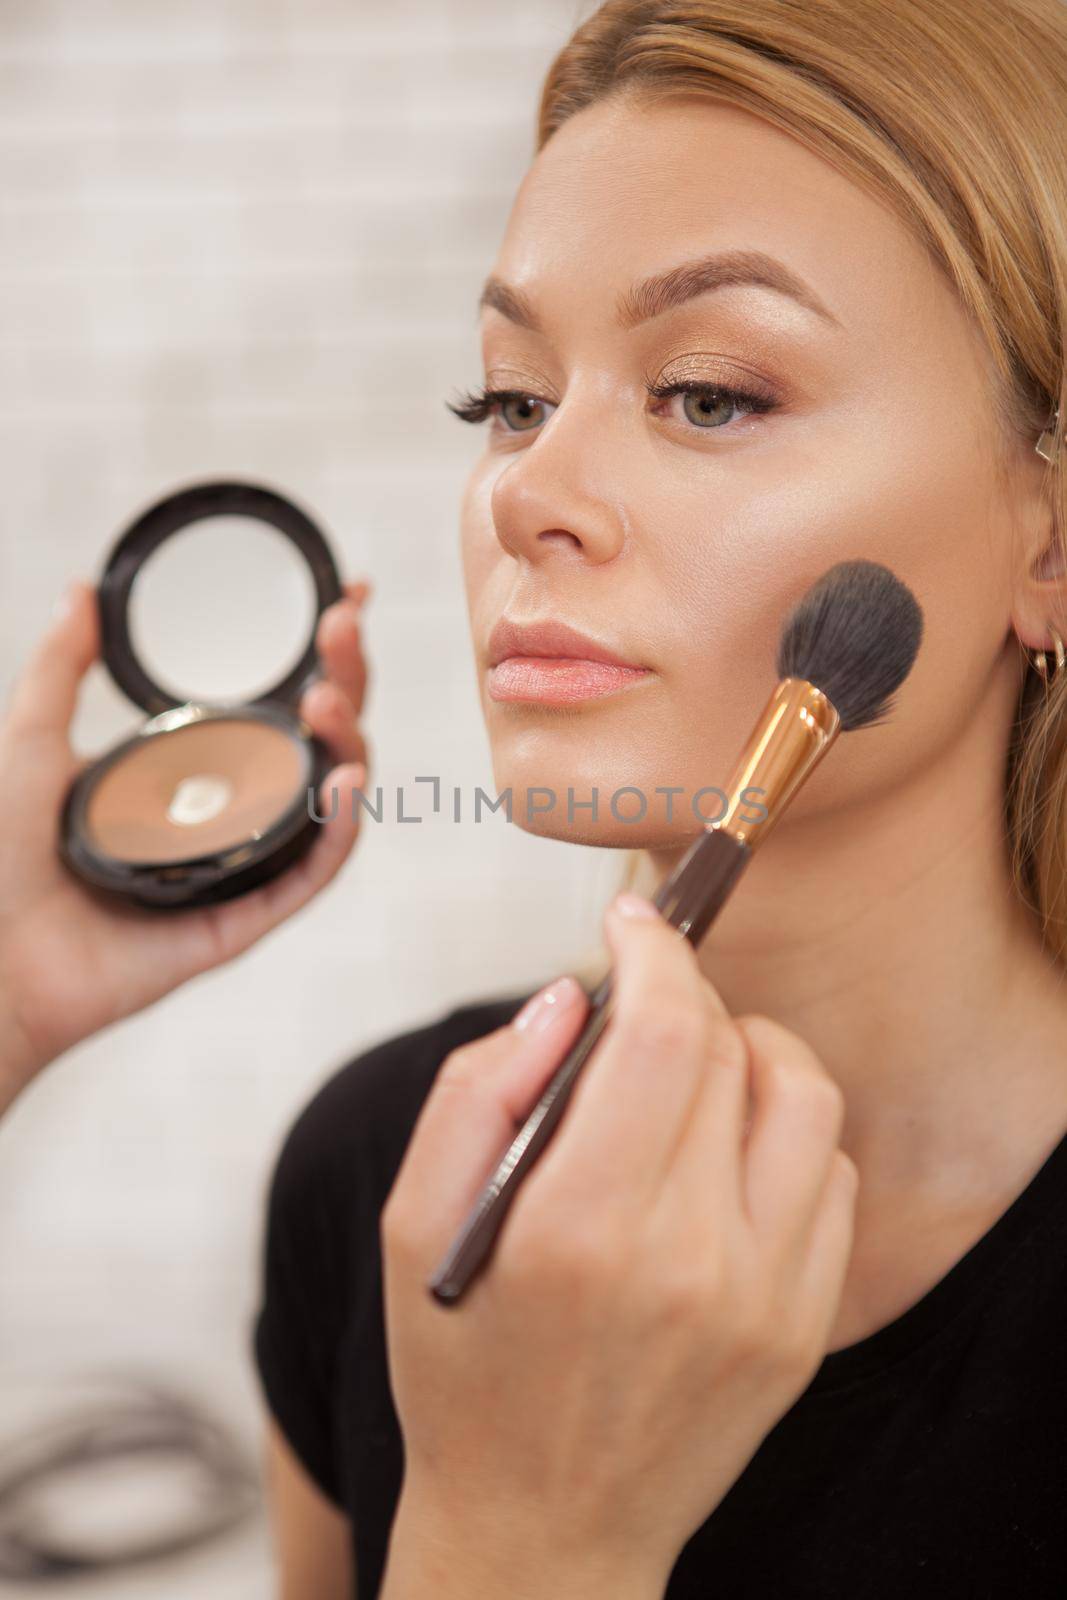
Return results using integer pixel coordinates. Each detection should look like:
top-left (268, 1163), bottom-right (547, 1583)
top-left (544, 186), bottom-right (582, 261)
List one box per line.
top-left (644, 684), bottom-right (1067, 1211)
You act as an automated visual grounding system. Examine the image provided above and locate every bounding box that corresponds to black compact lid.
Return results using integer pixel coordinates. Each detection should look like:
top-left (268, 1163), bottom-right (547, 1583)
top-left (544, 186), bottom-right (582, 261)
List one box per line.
top-left (97, 479), bottom-right (344, 717)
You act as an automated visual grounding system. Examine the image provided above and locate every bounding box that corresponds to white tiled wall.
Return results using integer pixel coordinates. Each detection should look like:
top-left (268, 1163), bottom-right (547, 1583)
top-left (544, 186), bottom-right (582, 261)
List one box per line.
top-left (0, 4), bottom-right (621, 1594)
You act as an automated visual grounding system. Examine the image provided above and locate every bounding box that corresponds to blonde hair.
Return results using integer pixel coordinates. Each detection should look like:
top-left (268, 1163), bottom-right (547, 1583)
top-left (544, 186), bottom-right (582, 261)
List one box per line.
top-left (535, 0), bottom-right (1067, 963)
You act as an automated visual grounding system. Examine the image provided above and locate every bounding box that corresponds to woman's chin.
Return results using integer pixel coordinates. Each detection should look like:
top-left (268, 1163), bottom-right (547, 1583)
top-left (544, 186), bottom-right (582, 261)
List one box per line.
top-left (512, 810), bottom-right (701, 850)
top-left (485, 760), bottom-right (712, 849)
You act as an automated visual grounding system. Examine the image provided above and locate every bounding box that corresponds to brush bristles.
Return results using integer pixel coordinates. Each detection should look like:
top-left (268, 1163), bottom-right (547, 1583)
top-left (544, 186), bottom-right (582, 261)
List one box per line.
top-left (775, 559), bottom-right (923, 732)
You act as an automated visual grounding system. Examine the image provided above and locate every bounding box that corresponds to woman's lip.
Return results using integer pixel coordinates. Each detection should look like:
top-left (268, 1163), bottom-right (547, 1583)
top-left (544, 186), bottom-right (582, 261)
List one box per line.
top-left (487, 658), bottom-right (652, 704)
top-left (487, 616), bottom-right (644, 670)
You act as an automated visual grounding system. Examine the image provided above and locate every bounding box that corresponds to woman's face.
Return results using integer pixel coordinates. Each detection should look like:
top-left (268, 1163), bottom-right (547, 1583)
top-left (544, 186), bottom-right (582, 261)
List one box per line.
top-left (459, 92), bottom-right (1037, 850)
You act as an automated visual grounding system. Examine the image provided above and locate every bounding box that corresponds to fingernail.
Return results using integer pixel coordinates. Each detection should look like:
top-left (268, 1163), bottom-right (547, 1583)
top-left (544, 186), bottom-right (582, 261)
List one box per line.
top-left (512, 975), bottom-right (582, 1034)
top-left (611, 891), bottom-right (660, 922)
top-left (305, 678), bottom-right (335, 713)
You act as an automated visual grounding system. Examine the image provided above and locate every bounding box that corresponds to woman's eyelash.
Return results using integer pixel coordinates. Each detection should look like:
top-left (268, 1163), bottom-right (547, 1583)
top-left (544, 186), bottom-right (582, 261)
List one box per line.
top-left (444, 380), bottom-right (779, 427)
top-left (445, 386), bottom-right (536, 423)
top-left (644, 378), bottom-right (778, 415)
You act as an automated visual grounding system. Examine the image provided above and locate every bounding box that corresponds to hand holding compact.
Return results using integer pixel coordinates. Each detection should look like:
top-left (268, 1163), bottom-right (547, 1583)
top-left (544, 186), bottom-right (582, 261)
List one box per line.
top-left (0, 573), bottom-right (370, 1109)
top-left (380, 895), bottom-right (858, 1597)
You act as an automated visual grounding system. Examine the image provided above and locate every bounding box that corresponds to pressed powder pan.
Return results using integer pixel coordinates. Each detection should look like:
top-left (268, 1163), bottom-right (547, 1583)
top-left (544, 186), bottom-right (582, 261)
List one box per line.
top-left (58, 479), bottom-right (344, 910)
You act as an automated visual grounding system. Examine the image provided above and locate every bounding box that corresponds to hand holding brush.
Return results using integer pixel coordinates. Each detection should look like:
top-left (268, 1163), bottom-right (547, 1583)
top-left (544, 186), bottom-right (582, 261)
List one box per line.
top-left (380, 887), bottom-right (864, 1600)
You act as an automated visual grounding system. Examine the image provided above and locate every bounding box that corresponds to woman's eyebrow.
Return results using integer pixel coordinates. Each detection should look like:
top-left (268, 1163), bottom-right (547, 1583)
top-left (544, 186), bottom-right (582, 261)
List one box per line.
top-left (478, 249), bottom-right (842, 332)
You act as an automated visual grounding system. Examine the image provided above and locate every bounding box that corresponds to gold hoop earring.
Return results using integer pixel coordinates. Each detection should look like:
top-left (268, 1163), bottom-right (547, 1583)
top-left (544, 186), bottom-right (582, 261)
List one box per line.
top-left (1036, 407), bottom-right (1060, 462)
top-left (1031, 625), bottom-right (1066, 682)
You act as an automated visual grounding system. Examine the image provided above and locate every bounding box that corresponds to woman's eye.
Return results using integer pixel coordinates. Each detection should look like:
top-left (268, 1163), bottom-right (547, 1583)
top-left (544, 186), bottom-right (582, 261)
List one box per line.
top-left (498, 393), bottom-right (555, 432)
top-left (681, 389), bottom-right (740, 428)
top-left (647, 380), bottom-right (778, 430)
top-left (445, 386), bottom-right (556, 433)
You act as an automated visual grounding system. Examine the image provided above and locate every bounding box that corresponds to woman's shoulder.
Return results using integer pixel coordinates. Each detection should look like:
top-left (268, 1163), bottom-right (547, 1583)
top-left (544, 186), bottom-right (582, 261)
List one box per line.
top-left (266, 989), bottom-right (532, 1224)
top-left (253, 991), bottom-right (533, 1504)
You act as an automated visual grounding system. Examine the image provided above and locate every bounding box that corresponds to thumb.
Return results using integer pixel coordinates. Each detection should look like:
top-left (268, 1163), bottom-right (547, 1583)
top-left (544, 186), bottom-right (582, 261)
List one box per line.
top-left (6, 580), bottom-right (100, 740)
top-left (385, 975), bottom-right (589, 1256)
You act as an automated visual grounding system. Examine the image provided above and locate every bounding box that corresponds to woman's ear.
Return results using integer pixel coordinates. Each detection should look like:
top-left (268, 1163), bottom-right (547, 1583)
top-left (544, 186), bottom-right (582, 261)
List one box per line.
top-left (1010, 417), bottom-right (1066, 652)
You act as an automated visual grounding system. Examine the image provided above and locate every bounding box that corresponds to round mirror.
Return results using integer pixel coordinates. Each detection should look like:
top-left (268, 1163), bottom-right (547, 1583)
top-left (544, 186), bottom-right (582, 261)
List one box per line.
top-left (126, 515), bottom-right (319, 705)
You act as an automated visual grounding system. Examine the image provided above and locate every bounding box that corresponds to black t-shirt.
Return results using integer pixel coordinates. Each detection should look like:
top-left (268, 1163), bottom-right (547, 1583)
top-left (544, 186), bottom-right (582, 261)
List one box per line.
top-left (253, 995), bottom-right (1067, 1599)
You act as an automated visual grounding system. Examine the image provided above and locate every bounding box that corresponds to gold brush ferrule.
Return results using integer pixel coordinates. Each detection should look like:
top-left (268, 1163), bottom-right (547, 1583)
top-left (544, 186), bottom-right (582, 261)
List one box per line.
top-left (714, 677), bottom-right (841, 850)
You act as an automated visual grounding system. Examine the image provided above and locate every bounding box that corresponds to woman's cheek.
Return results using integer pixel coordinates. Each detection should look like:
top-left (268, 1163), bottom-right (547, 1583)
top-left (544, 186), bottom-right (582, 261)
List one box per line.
top-left (459, 460), bottom-right (500, 609)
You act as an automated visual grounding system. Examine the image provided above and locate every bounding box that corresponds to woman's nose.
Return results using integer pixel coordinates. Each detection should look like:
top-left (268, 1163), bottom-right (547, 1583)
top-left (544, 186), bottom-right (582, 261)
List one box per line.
top-left (489, 402), bottom-right (629, 566)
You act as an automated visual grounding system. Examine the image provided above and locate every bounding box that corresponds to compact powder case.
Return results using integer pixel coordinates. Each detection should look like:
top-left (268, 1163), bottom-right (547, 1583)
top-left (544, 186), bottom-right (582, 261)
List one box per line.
top-left (59, 479), bottom-right (344, 910)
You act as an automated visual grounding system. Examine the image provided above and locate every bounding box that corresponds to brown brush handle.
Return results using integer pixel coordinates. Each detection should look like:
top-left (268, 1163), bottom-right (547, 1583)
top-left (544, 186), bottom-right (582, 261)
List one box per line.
top-left (426, 825), bottom-right (751, 1306)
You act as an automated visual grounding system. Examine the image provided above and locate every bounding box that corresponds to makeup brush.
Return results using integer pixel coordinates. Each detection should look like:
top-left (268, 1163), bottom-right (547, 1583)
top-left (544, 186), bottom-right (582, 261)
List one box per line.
top-left (427, 558), bottom-right (923, 1306)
